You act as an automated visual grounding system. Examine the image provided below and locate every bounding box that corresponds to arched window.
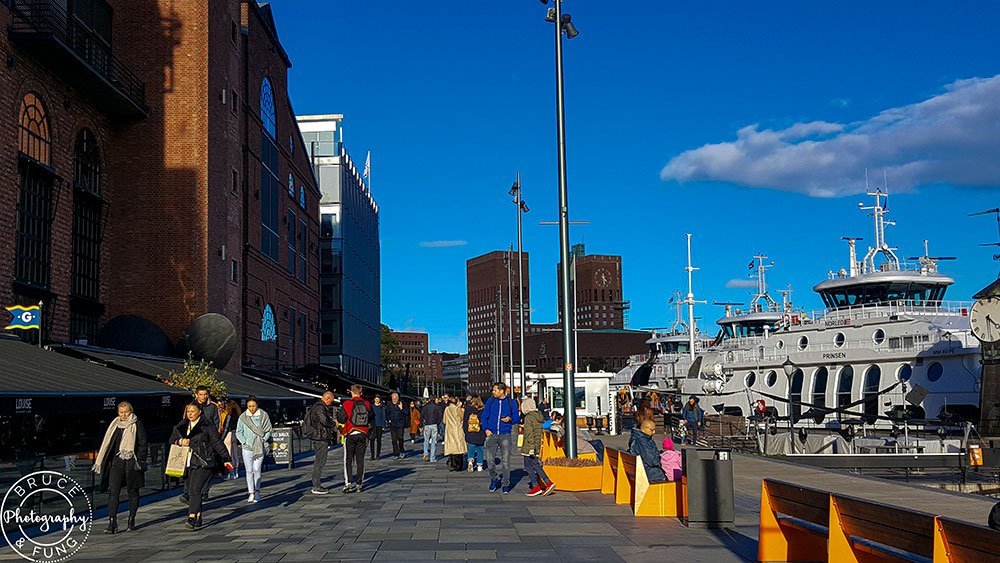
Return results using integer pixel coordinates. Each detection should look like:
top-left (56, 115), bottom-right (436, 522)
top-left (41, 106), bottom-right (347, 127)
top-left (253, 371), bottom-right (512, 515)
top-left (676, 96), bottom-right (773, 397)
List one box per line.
top-left (811, 367), bottom-right (828, 421)
top-left (259, 79), bottom-right (279, 260)
top-left (19, 92), bottom-right (51, 165)
top-left (15, 93), bottom-right (55, 295)
top-left (260, 77), bottom-right (275, 139)
top-left (261, 304), bottom-right (277, 341)
top-left (71, 129), bottom-right (104, 342)
top-left (837, 365), bottom-right (854, 417)
top-left (862, 365), bottom-right (882, 422)
top-left (789, 369), bottom-right (804, 423)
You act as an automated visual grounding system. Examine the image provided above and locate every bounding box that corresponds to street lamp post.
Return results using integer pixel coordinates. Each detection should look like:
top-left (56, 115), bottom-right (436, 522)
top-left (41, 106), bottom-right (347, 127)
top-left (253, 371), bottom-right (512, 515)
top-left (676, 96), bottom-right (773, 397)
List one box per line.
top-left (509, 174), bottom-right (529, 397)
top-left (541, 0), bottom-right (580, 457)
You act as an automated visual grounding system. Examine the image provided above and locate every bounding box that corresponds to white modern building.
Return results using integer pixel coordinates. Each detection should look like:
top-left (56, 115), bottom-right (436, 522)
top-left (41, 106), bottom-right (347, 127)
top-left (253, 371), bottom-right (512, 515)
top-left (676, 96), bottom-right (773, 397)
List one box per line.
top-left (298, 115), bottom-right (382, 384)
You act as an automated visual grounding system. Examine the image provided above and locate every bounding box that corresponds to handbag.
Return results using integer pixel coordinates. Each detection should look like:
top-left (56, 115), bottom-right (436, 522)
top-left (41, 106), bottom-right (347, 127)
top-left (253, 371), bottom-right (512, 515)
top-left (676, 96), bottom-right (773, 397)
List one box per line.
top-left (165, 444), bottom-right (191, 477)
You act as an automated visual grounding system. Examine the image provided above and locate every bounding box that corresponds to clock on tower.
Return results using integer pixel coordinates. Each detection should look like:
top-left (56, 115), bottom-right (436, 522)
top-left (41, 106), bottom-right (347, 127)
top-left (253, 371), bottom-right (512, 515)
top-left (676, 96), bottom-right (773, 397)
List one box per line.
top-left (973, 278), bottom-right (1000, 441)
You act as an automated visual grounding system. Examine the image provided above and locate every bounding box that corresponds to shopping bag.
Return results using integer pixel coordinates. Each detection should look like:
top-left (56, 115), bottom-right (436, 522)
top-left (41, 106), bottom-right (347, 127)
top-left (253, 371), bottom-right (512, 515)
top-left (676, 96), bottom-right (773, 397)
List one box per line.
top-left (165, 444), bottom-right (191, 477)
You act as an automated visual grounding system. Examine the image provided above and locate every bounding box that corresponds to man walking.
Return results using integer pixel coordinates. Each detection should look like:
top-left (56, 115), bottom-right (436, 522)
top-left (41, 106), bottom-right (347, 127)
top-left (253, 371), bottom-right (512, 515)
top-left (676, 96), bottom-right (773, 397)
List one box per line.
top-left (302, 391), bottom-right (337, 495)
top-left (336, 385), bottom-right (371, 493)
top-left (420, 398), bottom-right (443, 462)
top-left (369, 395), bottom-right (387, 461)
top-left (483, 382), bottom-right (519, 494)
top-left (180, 386), bottom-right (222, 504)
top-left (387, 392), bottom-right (408, 459)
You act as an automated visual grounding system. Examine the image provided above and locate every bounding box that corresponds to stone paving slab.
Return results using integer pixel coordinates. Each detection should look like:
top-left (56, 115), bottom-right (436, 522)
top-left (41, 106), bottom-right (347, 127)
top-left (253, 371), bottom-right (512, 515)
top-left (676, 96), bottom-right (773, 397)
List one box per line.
top-left (0, 445), bottom-right (761, 562)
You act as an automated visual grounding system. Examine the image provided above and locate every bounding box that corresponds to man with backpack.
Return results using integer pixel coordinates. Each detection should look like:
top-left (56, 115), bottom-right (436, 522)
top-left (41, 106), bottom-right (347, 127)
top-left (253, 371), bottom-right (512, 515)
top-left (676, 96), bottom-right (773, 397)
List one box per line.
top-left (302, 391), bottom-right (338, 495)
top-left (336, 385), bottom-right (371, 493)
top-left (482, 382), bottom-right (520, 494)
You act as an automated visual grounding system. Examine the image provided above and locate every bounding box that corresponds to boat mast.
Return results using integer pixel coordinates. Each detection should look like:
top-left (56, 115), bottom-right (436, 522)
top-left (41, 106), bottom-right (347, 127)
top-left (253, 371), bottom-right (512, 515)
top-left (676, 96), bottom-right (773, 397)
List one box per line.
top-left (683, 234), bottom-right (705, 361)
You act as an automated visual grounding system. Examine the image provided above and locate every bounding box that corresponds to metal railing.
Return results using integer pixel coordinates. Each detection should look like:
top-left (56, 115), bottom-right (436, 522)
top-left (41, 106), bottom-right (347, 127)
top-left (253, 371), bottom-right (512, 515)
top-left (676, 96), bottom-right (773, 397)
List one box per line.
top-left (9, 0), bottom-right (146, 111)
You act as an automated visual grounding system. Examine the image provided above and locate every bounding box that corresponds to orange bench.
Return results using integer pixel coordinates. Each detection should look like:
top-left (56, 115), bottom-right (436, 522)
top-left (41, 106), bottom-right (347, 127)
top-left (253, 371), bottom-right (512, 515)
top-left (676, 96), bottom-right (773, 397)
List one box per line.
top-left (617, 451), bottom-right (681, 517)
top-left (601, 447), bottom-right (620, 495)
top-left (759, 478), bottom-right (1000, 562)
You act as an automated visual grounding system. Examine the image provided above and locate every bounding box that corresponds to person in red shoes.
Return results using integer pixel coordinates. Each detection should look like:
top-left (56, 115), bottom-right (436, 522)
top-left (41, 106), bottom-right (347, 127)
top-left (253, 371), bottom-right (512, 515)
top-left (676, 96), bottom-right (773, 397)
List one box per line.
top-left (519, 397), bottom-right (556, 497)
top-left (336, 384), bottom-right (371, 493)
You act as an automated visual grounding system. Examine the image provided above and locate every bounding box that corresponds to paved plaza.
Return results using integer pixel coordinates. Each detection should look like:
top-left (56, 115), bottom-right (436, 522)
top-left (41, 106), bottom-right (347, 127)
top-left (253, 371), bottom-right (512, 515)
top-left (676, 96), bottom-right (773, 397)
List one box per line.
top-left (0, 443), bottom-right (758, 563)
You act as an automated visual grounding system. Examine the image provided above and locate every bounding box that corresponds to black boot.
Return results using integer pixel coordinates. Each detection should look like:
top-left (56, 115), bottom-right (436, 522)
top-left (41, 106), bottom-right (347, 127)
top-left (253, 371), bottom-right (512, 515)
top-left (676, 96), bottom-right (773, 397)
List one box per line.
top-left (125, 515), bottom-right (136, 532)
top-left (104, 517), bottom-right (117, 534)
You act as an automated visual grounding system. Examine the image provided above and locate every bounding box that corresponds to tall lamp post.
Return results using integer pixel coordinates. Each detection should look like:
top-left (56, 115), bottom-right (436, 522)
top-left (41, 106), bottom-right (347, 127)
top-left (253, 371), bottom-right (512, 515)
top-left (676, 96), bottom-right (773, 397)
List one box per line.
top-left (540, 0), bottom-right (580, 457)
top-left (509, 174), bottom-right (528, 397)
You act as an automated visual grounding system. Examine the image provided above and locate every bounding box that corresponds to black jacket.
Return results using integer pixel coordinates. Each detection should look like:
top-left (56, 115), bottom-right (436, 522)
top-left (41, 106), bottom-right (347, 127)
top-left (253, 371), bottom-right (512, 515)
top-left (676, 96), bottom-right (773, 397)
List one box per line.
top-left (387, 401), bottom-right (408, 428)
top-left (170, 418), bottom-right (231, 470)
top-left (303, 400), bottom-right (337, 443)
top-left (421, 402), bottom-right (443, 426)
top-left (98, 420), bottom-right (149, 492)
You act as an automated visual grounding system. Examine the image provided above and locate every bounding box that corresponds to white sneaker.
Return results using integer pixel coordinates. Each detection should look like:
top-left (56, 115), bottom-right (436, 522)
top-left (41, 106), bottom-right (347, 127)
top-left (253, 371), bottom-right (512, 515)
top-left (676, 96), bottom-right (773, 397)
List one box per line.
top-left (247, 493), bottom-right (255, 503)
top-left (477, 465), bottom-right (484, 472)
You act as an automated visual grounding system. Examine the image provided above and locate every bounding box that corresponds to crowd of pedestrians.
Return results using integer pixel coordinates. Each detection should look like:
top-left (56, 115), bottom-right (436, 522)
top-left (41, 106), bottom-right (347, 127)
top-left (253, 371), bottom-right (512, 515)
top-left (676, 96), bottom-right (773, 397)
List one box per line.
top-left (98, 380), bottom-right (664, 534)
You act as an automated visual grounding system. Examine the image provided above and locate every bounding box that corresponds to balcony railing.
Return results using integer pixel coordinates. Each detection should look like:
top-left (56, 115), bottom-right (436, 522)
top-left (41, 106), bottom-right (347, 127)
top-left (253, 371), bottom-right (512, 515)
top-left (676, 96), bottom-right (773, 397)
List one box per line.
top-left (9, 0), bottom-right (147, 118)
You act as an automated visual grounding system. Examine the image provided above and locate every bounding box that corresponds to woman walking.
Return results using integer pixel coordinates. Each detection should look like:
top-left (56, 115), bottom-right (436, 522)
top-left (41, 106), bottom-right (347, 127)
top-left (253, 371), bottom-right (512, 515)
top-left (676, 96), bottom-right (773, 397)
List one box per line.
top-left (94, 401), bottom-right (148, 533)
top-left (235, 396), bottom-right (272, 503)
top-left (443, 397), bottom-right (467, 471)
top-left (171, 402), bottom-right (233, 530)
top-left (463, 396), bottom-right (486, 472)
top-left (409, 401), bottom-right (421, 444)
top-left (219, 397), bottom-right (242, 480)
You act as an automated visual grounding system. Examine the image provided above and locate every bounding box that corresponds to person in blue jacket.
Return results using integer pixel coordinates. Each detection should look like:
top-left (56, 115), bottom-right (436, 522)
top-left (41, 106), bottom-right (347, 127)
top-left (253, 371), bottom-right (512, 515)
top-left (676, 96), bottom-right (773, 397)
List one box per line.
top-left (482, 382), bottom-right (520, 494)
top-left (681, 395), bottom-right (704, 445)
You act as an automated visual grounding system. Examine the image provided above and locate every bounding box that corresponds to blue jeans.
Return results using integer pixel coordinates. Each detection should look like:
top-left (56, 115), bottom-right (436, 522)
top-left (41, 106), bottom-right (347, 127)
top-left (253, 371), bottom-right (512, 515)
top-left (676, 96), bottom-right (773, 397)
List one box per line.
top-left (467, 443), bottom-right (484, 466)
top-left (423, 426), bottom-right (439, 461)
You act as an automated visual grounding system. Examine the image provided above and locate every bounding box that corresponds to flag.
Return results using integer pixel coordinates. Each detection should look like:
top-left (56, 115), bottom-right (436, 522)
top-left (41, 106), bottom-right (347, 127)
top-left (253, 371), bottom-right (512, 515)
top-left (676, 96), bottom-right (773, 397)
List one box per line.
top-left (5, 305), bottom-right (41, 330)
top-left (363, 151), bottom-right (371, 181)
top-left (748, 260), bottom-right (755, 270)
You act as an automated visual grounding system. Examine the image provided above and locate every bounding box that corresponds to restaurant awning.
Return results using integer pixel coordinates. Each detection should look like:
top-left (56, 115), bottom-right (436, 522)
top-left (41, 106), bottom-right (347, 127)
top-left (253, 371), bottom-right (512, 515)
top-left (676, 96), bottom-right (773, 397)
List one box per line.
top-left (54, 345), bottom-right (318, 400)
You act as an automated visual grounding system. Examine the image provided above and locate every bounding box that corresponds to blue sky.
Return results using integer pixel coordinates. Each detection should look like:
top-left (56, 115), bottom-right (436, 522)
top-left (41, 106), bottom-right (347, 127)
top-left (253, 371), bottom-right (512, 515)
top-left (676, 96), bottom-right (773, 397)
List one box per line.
top-left (271, 1), bottom-right (1000, 353)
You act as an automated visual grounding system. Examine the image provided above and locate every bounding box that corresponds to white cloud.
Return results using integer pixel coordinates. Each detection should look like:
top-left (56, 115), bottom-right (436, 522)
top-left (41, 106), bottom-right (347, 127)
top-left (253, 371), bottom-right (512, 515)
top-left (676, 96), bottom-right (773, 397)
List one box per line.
top-left (725, 279), bottom-right (757, 289)
top-left (661, 75), bottom-right (1000, 197)
top-left (419, 240), bottom-right (468, 248)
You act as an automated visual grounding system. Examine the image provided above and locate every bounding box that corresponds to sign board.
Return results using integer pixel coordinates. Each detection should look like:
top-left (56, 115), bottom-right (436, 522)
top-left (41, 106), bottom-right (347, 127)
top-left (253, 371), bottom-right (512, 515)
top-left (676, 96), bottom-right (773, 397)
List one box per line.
top-left (270, 427), bottom-right (293, 468)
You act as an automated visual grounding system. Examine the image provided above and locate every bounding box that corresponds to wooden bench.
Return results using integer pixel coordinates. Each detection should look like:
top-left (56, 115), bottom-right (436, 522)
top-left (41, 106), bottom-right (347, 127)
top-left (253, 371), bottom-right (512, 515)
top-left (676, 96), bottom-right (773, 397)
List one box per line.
top-left (617, 451), bottom-right (681, 517)
top-left (758, 479), bottom-right (830, 562)
top-left (830, 493), bottom-right (936, 563)
top-left (933, 516), bottom-right (1000, 563)
top-left (759, 478), bottom-right (1000, 562)
top-left (601, 447), bottom-right (620, 495)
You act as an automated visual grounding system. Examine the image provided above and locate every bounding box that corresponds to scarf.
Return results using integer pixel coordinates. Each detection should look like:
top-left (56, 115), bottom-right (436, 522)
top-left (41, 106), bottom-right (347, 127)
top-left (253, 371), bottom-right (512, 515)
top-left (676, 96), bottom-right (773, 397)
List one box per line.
top-left (94, 414), bottom-right (137, 474)
top-left (239, 410), bottom-right (272, 458)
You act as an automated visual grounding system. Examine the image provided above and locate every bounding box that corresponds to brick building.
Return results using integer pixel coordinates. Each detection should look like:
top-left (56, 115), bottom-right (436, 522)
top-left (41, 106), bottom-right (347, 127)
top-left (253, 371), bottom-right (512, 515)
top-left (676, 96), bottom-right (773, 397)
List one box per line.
top-left (0, 0), bottom-right (319, 372)
top-left (387, 330), bottom-right (429, 386)
top-left (558, 244), bottom-right (628, 329)
top-left (466, 250), bottom-right (530, 395)
top-left (523, 328), bottom-right (648, 374)
top-left (427, 351), bottom-right (443, 381)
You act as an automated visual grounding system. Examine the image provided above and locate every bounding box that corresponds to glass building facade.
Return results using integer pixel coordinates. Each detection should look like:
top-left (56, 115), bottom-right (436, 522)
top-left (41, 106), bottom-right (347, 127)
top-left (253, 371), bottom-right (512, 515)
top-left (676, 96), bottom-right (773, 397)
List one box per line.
top-left (299, 115), bottom-right (382, 384)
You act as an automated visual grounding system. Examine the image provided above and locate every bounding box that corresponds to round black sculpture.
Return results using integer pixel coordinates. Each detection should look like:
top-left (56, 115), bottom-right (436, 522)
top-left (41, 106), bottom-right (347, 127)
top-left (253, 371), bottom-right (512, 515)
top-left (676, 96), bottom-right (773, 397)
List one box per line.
top-left (98, 315), bottom-right (175, 356)
top-left (176, 313), bottom-right (237, 368)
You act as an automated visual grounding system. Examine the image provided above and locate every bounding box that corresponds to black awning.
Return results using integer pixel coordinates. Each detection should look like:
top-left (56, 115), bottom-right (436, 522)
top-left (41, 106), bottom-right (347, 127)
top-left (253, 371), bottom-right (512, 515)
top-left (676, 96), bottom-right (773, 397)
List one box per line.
top-left (241, 366), bottom-right (327, 399)
top-left (293, 363), bottom-right (392, 397)
top-left (0, 337), bottom-right (185, 397)
top-left (53, 345), bottom-right (315, 400)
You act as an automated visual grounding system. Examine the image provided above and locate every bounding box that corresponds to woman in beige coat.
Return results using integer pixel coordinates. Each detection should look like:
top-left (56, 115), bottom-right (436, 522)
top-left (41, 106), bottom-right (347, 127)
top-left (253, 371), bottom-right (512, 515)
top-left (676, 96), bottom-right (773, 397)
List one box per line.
top-left (443, 397), bottom-right (467, 471)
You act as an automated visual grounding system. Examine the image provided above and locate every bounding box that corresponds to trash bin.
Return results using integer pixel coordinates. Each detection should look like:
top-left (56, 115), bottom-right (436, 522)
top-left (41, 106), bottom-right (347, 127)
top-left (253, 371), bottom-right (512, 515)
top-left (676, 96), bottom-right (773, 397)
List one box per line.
top-left (681, 447), bottom-right (735, 529)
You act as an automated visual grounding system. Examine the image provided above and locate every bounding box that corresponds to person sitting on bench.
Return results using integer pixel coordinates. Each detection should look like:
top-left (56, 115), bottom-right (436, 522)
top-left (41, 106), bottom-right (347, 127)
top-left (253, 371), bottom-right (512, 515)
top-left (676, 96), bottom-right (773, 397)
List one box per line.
top-left (659, 437), bottom-right (682, 482)
top-left (629, 419), bottom-right (666, 482)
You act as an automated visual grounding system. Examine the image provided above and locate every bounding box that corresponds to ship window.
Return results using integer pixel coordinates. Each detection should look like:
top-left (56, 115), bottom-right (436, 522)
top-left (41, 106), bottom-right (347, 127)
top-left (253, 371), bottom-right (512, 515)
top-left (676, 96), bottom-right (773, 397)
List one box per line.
top-left (789, 369), bottom-right (804, 423)
top-left (872, 329), bottom-right (886, 345)
top-left (837, 365), bottom-right (854, 416)
top-left (862, 365), bottom-right (881, 422)
top-left (927, 362), bottom-right (943, 383)
top-left (897, 364), bottom-right (912, 382)
top-left (812, 367), bottom-right (828, 413)
top-left (765, 370), bottom-right (777, 388)
top-left (745, 371), bottom-right (756, 388)
top-left (834, 332), bottom-right (846, 348)
top-left (775, 339), bottom-right (784, 350)
top-left (797, 335), bottom-right (809, 351)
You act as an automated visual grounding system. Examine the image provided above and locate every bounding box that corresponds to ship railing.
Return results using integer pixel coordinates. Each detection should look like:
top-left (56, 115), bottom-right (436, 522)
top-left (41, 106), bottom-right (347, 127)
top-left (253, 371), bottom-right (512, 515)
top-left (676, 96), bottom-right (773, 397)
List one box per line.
top-left (793, 300), bottom-right (971, 327)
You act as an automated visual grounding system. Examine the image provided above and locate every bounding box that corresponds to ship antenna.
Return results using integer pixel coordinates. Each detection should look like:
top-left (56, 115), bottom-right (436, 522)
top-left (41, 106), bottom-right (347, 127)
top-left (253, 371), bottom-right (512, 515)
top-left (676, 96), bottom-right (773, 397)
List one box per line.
top-left (968, 207), bottom-right (1000, 278)
top-left (858, 180), bottom-right (900, 273)
top-left (683, 234), bottom-right (706, 361)
top-left (749, 254), bottom-right (779, 311)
